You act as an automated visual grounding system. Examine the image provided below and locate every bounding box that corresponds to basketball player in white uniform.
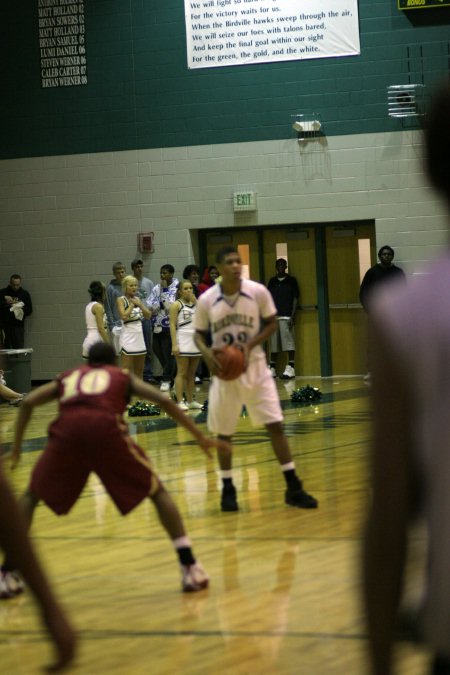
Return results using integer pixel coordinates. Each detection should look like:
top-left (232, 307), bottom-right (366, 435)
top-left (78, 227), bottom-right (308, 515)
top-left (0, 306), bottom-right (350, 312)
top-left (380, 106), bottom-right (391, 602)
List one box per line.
top-left (194, 246), bottom-right (318, 512)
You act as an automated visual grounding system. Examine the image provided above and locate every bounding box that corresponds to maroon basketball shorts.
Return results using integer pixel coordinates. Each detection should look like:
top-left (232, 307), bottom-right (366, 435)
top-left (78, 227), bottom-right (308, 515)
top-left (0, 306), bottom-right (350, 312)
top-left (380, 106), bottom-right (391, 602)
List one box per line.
top-left (30, 410), bottom-right (161, 515)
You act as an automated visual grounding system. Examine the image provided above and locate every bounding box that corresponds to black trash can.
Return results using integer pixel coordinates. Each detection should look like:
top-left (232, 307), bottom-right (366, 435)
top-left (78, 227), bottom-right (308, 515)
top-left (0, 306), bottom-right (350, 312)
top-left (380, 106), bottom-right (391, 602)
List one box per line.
top-left (0, 349), bottom-right (33, 393)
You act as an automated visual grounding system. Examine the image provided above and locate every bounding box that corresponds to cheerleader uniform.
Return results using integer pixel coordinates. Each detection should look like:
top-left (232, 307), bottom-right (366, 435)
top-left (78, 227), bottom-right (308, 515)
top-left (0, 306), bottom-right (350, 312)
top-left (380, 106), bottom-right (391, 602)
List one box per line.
top-left (82, 301), bottom-right (106, 358)
top-left (176, 301), bottom-right (201, 356)
top-left (119, 297), bottom-right (146, 356)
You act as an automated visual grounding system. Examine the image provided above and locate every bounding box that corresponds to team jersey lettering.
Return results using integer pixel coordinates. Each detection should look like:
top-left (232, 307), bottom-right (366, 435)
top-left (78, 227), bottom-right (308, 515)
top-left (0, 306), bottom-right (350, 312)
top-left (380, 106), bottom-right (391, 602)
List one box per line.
top-left (60, 368), bottom-right (112, 402)
top-left (221, 331), bottom-right (248, 346)
top-left (212, 313), bottom-right (254, 333)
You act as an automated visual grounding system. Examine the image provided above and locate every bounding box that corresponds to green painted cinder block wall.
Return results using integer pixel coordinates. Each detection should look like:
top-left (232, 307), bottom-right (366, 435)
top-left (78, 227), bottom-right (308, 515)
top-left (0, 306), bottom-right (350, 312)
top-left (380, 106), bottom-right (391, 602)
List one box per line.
top-left (0, 0), bottom-right (449, 159)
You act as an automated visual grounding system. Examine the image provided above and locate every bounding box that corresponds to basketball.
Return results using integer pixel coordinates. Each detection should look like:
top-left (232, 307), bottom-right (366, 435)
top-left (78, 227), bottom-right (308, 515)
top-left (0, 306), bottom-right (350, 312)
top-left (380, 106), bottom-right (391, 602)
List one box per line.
top-left (214, 345), bottom-right (246, 381)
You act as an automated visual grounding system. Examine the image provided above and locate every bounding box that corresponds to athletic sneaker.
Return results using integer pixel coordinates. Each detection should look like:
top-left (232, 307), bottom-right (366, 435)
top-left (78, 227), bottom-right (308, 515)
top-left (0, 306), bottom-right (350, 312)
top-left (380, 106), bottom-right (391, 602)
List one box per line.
top-left (221, 485), bottom-right (239, 512)
top-left (280, 364), bottom-right (295, 379)
top-left (269, 366), bottom-right (277, 378)
top-left (178, 401), bottom-right (189, 411)
top-left (285, 486), bottom-right (318, 509)
top-left (0, 570), bottom-right (24, 599)
top-left (181, 562), bottom-right (209, 592)
top-left (188, 401), bottom-right (203, 410)
top-left (160, 381), bottom-right (171, 392)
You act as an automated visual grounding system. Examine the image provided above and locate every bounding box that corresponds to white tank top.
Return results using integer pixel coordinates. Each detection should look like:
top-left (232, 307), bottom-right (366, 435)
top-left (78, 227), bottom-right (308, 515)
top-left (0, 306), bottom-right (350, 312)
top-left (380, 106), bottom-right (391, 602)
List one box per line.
top-left (85, 301), bottom-right (104, 332)
top-left (120, 296), bottom-right (143, 324)
top-left (176, 300), bottom-right (196, 329)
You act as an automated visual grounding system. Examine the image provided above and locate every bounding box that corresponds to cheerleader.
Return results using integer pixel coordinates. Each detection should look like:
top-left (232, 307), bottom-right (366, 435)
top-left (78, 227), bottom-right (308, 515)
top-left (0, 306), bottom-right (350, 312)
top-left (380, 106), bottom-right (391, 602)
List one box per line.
top-left (169, 281), bottom-right (202, 410)
top-left (82, 281), bottom-right (109, 359)
top-left (117, 275), bottom-right (151, 379)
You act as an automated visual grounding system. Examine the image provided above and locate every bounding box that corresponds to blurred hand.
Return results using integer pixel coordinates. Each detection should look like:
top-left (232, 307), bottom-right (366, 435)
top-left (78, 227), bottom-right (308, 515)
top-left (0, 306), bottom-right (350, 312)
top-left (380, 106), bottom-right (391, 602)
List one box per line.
top-left (238, 343), bottom-right (249, 370)
top-left (204, 348), bottom-right (222, 375)
top-left (2, 448), bottom-right (21, 470)
top-left (197, 437), bottom-right (214, 459)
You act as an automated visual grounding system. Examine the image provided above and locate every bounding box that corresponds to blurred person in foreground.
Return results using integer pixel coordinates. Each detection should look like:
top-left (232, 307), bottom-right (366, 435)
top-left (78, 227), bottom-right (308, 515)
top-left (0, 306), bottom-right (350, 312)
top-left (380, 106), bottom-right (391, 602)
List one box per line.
top-left (363, 83), bottom-right (450, 675)
top-left (0, 462), bottom-right (76, 670)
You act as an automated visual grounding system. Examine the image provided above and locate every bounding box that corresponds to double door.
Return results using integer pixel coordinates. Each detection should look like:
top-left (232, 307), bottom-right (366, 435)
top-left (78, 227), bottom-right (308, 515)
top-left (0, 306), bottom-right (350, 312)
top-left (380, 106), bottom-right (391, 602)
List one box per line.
top-left (200, 222), bottom-right (375, 376)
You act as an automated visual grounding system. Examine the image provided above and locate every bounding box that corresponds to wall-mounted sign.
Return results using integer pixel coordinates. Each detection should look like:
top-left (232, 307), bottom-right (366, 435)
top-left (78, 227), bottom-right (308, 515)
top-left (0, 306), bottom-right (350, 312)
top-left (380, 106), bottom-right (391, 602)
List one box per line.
top-left (233, 192), bottom-right (257, 212)
top-left (185, 0), bottom-right (360, 70)
top-left (399, 0), bottom-right (450, 8)
top-left (38, 0), bottom-right (87, 88)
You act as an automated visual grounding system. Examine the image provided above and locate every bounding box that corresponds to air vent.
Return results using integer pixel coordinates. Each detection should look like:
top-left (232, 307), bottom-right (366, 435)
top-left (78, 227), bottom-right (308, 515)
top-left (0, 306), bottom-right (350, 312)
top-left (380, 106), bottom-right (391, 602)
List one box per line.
top-left (387, 84), bottom-right (425, 119)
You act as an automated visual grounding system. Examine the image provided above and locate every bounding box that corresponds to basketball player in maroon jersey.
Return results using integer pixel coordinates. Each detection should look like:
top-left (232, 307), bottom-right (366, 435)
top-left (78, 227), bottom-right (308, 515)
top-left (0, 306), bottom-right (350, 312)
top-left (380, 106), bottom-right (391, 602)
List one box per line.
top-left (1, 343), bottom-right (225, 598)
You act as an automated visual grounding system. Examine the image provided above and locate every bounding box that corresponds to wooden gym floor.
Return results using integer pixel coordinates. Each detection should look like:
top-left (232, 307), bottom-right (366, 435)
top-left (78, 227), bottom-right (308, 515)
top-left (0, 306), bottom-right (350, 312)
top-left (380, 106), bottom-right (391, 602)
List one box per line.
top-left (0, 377), bottom-right (430, 674)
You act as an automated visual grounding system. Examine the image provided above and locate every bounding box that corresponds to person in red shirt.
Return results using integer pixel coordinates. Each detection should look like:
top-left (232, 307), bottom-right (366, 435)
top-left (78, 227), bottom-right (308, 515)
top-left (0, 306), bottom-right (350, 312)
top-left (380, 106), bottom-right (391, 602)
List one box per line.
top-left (198, 265), bottom-right (219, 296)
top-left (1, 343), bottom-right (227, 597)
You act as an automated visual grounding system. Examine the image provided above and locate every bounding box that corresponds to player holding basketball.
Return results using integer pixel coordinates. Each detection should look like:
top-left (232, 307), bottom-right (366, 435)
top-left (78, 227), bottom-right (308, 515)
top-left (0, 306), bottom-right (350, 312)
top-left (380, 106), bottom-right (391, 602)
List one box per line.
top-left (194, 246), bottom-right (318, 512)
top-left (0, 343), bottom-right (225, 599)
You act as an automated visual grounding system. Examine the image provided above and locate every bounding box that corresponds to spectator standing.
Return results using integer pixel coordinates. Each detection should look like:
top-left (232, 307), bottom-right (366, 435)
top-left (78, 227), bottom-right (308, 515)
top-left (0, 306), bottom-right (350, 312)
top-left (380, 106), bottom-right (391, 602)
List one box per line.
top-left (0, 275), bottom-right (33, 349)
top-left (198, 266), bottom-right (219, 296)
top-left (147, 264), bottom-right (179, 392)
top-left (359, 247), bottom-right (405, 380)
top-left (267, 259), bottom-right (299, 379)
top-left (131, 258), bottom-right (155, 383)
top-left (359, 246), bottom-right (405, 312)
top-left (131, 258), bottom-right (154, 302)
top-left (183, 265), bottom-right (200, 298)
top-left (105, 261), bottom-right (126, 331)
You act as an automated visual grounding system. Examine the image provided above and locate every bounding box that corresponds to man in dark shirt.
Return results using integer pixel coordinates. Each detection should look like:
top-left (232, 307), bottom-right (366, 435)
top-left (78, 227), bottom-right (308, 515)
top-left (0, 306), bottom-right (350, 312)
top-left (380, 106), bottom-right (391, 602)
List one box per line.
top-left (0, 275), bottom-right (33, 349)
top-left (267, 259), bottom-right (299, 379)
top-left (359, 246), bottom-right (405, 382)
top-left (359, 246), bottom-right (405, 312)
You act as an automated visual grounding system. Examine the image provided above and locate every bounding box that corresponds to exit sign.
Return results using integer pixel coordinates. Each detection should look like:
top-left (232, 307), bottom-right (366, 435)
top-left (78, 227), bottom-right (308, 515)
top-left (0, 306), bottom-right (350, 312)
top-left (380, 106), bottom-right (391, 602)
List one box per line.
top-left (233, 191), bottom-right (257, 212)
top-left (399, 0), bottom-right (450, 8)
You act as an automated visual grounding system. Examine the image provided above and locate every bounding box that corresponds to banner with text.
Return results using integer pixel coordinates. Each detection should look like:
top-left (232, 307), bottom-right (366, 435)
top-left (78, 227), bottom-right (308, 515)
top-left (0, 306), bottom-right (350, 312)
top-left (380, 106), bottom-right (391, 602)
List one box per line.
top-left (39, 0), bottom-right (87, 88)
top-left (185, 0), bottom-right (360, 69)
